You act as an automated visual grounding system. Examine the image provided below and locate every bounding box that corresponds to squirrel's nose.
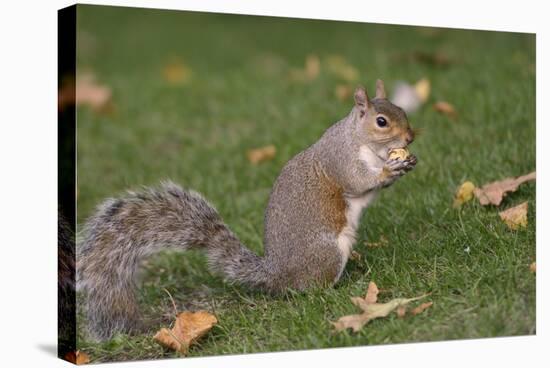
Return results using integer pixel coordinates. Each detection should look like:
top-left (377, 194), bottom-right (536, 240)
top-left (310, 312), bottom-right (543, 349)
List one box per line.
top-left (405, 129), bottom-right (415, 145)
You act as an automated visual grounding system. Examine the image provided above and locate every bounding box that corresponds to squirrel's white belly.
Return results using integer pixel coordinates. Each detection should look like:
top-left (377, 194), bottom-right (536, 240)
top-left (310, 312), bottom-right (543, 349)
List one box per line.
top-left (335, 191), bottom-right (378, 280)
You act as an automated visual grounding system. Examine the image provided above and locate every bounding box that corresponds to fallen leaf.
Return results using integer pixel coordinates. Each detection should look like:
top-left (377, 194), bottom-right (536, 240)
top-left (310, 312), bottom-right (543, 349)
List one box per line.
top-left (499, 201), bottom-right (528, 230)
top-left (64, 350), bottom-right (90, 365)
top-left (411, 51), bottom-right (452, 67)
top-left (247, 145), bottom-right (276, 164)
top-left (365, 235), bottom-right (388, 248)
top-left (74, 72), bottom-right (112, 112)
top-left (473, 172), bottom-right (535, 206)
top-left (350, 250), bottom-right (362, 261)
top-left (453, 181), bottom-right (476, 208)
top-left (332, 281), bottom-right (430, 333)
top-left (326, 55), bottom-right (359, 82)
top-left (364, 281), bottom-right (379, 304)
top-left (335, 84), bottom-right (353, 102)
top-left (163, 60), bottom-right (193, 85)
top-left (410, 301), bottom-right (433, 316)
top-left (154, 311), bottom-right (217, 354)
top-left (433, 101), bottom-right (457, 118)
top-left (530, 262), bottom-right (536, 273)
top-left (414, 78), bottom-right (431, 103)
top-left (305, 54), bottom-right (320, 80)
top-left (289, 54), bottom-right (320, 82)
top-left (396, 306), bottom-right (407, 318)
top-left (391, 78), bottom-right (430, 114)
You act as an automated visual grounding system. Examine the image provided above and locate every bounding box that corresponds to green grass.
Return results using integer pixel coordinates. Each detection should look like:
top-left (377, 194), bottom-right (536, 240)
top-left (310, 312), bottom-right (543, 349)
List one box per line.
top-left (74, 5), bottom-right (536, 363)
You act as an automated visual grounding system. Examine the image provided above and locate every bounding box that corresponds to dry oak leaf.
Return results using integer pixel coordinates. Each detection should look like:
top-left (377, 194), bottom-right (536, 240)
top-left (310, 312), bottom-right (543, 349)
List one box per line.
top-left (154, 311), bottom-right (217, 354)
top-left (163, 60), bottom-right (193, 85)
top-left (332, 282), bottom-right (430, 332)
top-left (474, 172), bottom-right (535, 206)
top-left (433, 101), bottom-right (457, 117)
top-left (64, 350), bottom-right (90, 365)
top-left (530, 262), bottom-right (536, 273)
top-left (453, 181), bottom-right (476, 208)
top-left (247, 145), bottom-right (276, 164)
top-left (499, 201), bottom-right (528, 230)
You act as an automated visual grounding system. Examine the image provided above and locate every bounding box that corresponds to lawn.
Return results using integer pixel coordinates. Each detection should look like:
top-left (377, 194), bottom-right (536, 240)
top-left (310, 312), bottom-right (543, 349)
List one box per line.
top-left (74, 5), bottom-right (536, 363)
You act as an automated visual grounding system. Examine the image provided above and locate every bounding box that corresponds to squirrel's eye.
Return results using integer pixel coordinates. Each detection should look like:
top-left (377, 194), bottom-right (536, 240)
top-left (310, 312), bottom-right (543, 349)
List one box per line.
top-left (376, 116), bottom-right (388, 127)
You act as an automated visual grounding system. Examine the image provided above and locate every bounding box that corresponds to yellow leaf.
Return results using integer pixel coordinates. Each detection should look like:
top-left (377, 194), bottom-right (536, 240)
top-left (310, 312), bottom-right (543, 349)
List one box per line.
top-left (247, 145), bottom-right (276, 165)
top-left (154, 311), bottom-right (217, 354)
top-left (289, 54), bottom-right (320, 82)
top-left (365, 235), bottom-right (388, 248)
top-left (530, 262), bottom-right (536, 273)
top-left (499, 201), bottom-right (528, 230)
top-left (163, 60), bottom-right (192, 85)
top-left (453, 181), bottom-right (476, 208)
top-left (305, 54), bottom-right (320, 80)
top-left (414, 78), bottom-right (431, 103)
top-left (473, 172), bottom-right (535, 206)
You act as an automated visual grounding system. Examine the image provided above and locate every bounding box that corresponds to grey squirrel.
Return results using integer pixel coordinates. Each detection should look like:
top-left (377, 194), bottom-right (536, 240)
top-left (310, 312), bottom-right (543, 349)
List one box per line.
top-left (77, 80), bottom-right (417, 341)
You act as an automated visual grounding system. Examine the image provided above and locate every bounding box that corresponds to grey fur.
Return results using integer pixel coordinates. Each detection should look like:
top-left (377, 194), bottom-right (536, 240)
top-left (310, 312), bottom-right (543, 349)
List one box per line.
top-left (78, 82), bottom-right (416, 341)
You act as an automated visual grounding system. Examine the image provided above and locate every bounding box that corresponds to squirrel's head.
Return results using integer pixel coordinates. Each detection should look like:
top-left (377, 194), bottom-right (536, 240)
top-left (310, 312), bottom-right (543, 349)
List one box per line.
top-left (353, 80), bottom-right (415, 159)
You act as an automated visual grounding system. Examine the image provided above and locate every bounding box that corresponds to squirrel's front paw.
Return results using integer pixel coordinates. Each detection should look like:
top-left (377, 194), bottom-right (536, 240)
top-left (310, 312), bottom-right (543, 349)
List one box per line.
top-left (380, 155), bottom-right (417, 186)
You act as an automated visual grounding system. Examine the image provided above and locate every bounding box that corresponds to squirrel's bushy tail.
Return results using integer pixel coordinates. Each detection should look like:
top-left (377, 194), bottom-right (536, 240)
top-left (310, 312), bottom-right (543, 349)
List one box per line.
top-left (77, 181), bottom-right (269, 341)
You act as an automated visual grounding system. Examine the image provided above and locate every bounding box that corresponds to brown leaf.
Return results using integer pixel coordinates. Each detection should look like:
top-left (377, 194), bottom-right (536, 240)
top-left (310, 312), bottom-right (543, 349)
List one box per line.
top-left (453, 181), bottom-right (476, 208)
top-left (433, 101), bottom-right (457, 117)
top-left (326, 55), bottom-right (359, 82)
top-left (305, 54), bottom-right (320, 80)
top-left (289, 54), bottom-right (320, 82)
top-left (410, 301), bottom-right (433, 316)
top-left (530, 262), bottom-right (536, 273)
top-left (365, 235), bottom-right (388, 248)
top-left (163, 60), bottom-right (192, 85)
top-left (499, 202), bottom-right (528, 230)
top-left (473, 172), bottom-right (535, 206)
top-left (247, 145), bottom-right (276, 164)
top-left (411, 51), bottom-right (452, 67)
top-left (335, 84), bottom-right (353, 102)
top-left (349, 250), bottom-right (362, 261)
top-left (154, 311), bottom-right (217, 354)
top-left (364, 281), bottom-right (379, 304)
top-left (332, 281), bottom-right (430, 333)
top-left (396, 306), bottom-right (407, 318)
top-left (74, 72), bottom-right (112, 112)
top-left (64, 350), bottom-right (90, 365)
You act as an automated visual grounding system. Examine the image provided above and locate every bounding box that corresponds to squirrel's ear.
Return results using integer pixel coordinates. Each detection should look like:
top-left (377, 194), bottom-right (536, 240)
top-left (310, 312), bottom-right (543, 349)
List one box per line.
top-left (375, 79), bottom-right (386, 99)
top-left (354, 86), bottom-right (370, 116)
